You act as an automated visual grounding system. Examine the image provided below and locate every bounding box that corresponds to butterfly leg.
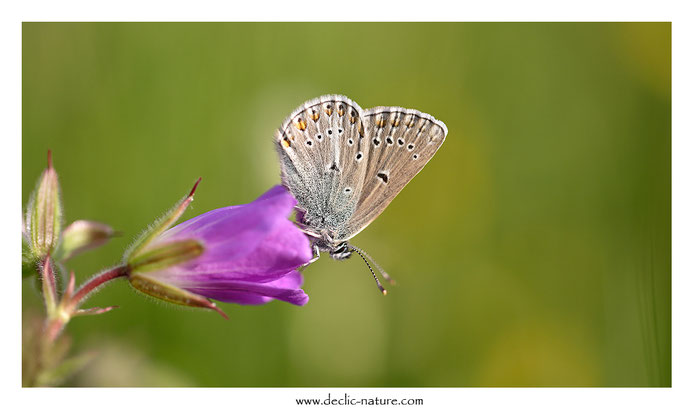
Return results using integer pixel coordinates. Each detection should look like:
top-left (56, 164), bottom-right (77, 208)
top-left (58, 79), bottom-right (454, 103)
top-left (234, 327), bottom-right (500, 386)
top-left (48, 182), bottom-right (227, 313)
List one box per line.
top-left (301, 244), bottom-right (321, 268)
top-left (298, 246), bottom-right (320, 272)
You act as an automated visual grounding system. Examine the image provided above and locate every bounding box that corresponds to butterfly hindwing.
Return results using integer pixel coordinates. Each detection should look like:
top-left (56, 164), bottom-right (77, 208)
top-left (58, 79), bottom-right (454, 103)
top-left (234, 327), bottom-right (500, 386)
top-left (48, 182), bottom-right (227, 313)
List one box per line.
top-left (345, 106), bottom-right (447, 240)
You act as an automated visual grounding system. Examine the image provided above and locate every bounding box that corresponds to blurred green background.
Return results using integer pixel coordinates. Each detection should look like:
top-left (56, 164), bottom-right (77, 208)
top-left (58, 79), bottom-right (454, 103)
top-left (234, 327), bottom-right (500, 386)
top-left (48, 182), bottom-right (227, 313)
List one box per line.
top-left (22, 23), bottom-right (671, 387)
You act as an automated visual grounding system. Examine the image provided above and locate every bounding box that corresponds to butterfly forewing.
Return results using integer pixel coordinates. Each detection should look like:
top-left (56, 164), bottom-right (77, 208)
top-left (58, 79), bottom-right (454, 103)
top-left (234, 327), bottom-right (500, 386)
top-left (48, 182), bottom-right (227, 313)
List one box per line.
top-left (276, 95), bottom-right (371, 239)
top-left (345, 107), bottom-right (447, 240)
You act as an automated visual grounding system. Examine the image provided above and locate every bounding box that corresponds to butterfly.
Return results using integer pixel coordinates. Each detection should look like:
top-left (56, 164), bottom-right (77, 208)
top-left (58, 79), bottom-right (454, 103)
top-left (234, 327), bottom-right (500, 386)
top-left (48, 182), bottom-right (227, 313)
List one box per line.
top-left (275, 95), bottom-right (447, 293)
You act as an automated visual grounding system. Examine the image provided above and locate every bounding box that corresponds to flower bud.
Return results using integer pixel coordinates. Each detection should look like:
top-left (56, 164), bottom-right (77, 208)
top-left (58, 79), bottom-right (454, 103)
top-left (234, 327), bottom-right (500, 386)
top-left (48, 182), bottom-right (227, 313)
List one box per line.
top-left (59, 220), bottom-right (116, 260)
top-left (26, 151), bottom-right (62, 260)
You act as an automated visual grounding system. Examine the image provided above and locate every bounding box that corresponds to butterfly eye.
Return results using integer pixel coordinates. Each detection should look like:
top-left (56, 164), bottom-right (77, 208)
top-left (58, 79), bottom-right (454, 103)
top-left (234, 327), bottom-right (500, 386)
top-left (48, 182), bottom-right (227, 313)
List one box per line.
top-left (407, 143), bottom-right (415, 151)
top-left (386, 137), bottom-right (393, 145)
top-left (397, 138), bottom-right (405, 146)
top-left (306, 140), bottom-right (313, 146)
top-left (373, 138), bottom-right (381, 146)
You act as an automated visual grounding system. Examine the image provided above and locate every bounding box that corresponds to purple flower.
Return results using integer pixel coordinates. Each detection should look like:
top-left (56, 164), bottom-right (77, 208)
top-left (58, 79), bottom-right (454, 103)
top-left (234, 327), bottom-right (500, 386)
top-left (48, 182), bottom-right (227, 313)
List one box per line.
top-left (126, 184), bottom-right (312, 317)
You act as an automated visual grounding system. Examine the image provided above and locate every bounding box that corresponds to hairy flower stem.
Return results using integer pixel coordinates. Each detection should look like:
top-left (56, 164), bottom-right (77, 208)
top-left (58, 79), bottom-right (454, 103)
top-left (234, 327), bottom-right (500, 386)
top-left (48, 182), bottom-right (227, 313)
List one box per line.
top-left (40, 257), bottom-right (58, 315)
top-left (66, 266), bottom-right (129, 311)
top-left (44, 266), bottom-right (129, 344)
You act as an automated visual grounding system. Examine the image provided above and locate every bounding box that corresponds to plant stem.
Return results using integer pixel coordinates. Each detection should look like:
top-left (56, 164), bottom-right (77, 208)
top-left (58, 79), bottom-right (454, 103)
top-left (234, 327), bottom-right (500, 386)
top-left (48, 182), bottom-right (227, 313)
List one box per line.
top-left (44, 265), bottom-right (129, 343)
top-left (66, 266), bottom-right (129, 311)
top-left (40, 256), bottom-right (57, 315)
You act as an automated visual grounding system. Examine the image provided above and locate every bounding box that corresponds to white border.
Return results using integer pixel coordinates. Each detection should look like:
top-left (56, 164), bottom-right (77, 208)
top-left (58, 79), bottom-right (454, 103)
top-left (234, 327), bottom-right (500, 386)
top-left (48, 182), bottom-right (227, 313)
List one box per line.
top-left (4, 1), bottom-right (689, 409)
top-left (9, 0), bottom-right (678, 22)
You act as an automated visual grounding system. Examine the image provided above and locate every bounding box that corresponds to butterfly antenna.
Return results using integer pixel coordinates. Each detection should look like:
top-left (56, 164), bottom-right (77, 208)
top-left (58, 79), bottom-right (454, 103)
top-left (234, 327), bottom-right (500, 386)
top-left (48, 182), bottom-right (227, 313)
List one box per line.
top-left (349, 244), bottom-right (396, 286)
top-left (349, 245), bottom-right (387, 295)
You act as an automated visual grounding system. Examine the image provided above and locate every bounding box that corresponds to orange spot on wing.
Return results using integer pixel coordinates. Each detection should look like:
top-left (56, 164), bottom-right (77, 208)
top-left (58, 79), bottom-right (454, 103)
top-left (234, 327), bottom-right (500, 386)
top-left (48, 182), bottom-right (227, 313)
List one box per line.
top-left (295, 119), bottom-right (307, 131)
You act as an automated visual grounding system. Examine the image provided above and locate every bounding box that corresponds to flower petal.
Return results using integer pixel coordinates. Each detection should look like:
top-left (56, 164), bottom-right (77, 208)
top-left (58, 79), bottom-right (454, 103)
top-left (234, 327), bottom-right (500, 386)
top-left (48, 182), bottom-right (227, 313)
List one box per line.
top-left (155, 185), bottom-right (299, 267)
top-left (184, 270), bottom-right (308, 306)
top-left (169, 218), bottom-right (311, 284)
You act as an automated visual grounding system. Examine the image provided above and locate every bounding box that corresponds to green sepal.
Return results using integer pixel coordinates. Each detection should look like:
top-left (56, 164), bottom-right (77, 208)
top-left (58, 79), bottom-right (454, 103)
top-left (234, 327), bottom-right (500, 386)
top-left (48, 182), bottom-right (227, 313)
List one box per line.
top-left (123, 179), bottom-right (200, 262)
top-left (129, 272), bottom-right (227, 318)
top-left (127, 239), bottom-right (204, 274)
top-left (22, 240), bottom-right (39, 278)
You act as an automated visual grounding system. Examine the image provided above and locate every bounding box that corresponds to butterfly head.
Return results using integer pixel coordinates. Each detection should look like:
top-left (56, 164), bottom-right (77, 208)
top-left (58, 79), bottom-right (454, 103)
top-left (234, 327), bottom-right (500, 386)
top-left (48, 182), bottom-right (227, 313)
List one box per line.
top-left (328, 241), bottom-right (352, 260)
top-left (312, 230), bottom-right (352, 260)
